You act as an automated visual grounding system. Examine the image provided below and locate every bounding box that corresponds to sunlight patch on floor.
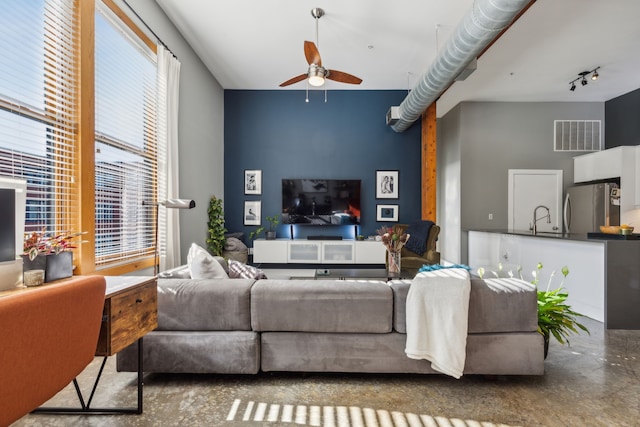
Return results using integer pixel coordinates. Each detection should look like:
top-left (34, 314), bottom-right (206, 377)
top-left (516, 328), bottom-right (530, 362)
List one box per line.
top-left (226, 399), bottom-right (522, 427)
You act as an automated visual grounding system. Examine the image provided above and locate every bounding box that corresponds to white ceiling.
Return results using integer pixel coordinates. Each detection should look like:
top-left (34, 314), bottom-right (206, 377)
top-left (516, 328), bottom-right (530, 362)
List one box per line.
top-left (156, 0), bottom-right (640, 118)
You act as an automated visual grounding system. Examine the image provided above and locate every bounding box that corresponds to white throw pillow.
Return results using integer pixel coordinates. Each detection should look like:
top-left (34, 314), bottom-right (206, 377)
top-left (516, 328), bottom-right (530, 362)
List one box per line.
top-left (187, 243), bottom-right (229, 279)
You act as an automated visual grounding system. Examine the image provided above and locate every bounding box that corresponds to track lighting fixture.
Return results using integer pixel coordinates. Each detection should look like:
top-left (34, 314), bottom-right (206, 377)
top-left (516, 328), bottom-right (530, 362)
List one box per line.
top-left (569, 67), bottom-right (600, 91)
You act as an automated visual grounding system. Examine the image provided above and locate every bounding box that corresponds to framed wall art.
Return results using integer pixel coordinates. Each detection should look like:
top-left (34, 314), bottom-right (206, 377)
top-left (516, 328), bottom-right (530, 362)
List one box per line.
top-left (243, 200), bottom-right (261, 225)
top-left (244, 169), bottom-right (262, 195)
top-left (376, 204), bottom-right (399, 222)
top-left (376, 170), bottom-right (399, 199)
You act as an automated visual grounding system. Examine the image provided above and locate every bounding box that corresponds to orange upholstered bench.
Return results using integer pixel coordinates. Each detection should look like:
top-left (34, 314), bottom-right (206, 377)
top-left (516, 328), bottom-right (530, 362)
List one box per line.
top-left (0, 275), bottom-right (106, 426)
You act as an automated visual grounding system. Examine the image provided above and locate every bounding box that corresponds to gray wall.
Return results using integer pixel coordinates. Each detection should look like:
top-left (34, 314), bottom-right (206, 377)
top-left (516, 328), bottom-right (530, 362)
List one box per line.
top-left (127, 0), bottom-right (224, 264)
top-left (438, 101), bottom-right (605, 263)
top-left (437, 103), bottom-right (463, 265)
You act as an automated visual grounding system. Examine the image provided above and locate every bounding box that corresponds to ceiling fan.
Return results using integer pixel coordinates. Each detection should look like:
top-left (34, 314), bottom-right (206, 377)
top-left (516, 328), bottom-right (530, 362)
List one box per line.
top-left (279, 8), bottom-right (363, 88)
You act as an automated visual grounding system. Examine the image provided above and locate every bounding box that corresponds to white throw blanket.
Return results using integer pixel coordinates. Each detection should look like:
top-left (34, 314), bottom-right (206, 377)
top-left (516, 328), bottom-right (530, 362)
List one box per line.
top-left (405, 268), bottom-right (471, 379)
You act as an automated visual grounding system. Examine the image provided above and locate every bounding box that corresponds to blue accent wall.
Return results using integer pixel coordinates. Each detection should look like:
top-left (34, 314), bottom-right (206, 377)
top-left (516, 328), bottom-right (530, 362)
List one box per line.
top-left (224, 90), bottom-right (422, 241)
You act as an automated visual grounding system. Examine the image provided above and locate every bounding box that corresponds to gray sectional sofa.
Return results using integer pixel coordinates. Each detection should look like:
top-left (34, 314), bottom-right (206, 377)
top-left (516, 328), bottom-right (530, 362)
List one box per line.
top-left (117, 276), bottom-right (544, 376)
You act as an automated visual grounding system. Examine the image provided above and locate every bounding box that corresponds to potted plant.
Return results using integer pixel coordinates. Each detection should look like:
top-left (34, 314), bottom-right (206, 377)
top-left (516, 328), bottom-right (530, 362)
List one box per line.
top-left (532, 263), bottom-right (590, 357)
top-left (477, 262), bottom-right (589, 358)
top-left (265, 214), bottom-right (280, 240)
top-left (206, 195), bottom-right (227, 256)
top-left (22, 228), bottom-right (86, 283)
top-left (249, 214), bottom-right (280, 241)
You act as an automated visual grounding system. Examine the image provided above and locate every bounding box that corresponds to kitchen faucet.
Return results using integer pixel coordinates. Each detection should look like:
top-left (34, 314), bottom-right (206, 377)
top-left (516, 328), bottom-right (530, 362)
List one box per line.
top-left (532, 205), bottom-right (551, 235)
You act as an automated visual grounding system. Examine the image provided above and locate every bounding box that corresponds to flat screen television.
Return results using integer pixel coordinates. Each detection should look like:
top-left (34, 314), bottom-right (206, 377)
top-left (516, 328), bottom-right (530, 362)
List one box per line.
top-left (0, 176), bottom-right (27, 291)
top-left (282, 179), bottom-right (361, 225)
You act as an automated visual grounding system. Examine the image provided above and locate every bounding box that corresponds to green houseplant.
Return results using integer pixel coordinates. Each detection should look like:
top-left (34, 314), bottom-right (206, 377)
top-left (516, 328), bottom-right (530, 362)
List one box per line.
top-left (531, 263), bottom-right (590, 355)
top-left (206, 196), bottom-right (227, 256)
top-left (249, 214), bottom-right (280, 240)
top-left (478, 262), bottom-right (589, 358)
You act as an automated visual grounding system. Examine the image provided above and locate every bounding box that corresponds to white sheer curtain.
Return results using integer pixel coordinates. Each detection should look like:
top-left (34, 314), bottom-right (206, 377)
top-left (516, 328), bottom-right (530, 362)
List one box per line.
top-left (157, 45), bottom-right (182, 271)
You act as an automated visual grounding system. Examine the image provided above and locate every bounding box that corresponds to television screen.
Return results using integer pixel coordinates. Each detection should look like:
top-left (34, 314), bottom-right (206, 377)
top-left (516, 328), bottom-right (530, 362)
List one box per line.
top-left (0, 189), bottom-right (16, 262)
top-left (282, 179), bottom-right (361, 225)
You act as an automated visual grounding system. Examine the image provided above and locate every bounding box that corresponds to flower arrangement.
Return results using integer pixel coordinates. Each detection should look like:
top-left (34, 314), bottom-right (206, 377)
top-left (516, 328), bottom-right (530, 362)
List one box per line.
top-left (377, 226), bottom-right (410, 273)
top-left (376, 226), bottom-right (410, 253)
top-left (23, 228), bottom-right (87, 261)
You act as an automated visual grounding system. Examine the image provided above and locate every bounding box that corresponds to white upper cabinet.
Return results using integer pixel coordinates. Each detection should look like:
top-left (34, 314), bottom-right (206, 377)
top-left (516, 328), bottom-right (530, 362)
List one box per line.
top-left (574, 146), bottom-right (640, 214)
top-left (573, 146), bottom-right (630, 183)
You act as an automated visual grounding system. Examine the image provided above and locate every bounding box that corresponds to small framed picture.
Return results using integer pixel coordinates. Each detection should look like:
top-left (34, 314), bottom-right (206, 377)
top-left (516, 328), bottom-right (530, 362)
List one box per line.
top-left (377, 204), bottom-right (399, 222)
top-left (244, 170), bottom-right (262, 195)
top-left (243, 200), bottom-right (261, 225)
top-left (376, 170), bottom-right (399, 199)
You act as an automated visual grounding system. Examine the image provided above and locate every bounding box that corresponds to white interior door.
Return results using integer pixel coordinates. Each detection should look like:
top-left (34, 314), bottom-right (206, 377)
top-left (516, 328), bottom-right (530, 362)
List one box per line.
top-left (508, 169), bottom-right (563, 233)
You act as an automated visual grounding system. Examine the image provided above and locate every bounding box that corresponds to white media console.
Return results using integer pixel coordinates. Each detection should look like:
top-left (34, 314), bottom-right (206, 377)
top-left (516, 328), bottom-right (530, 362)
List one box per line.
top-left (253, 239), bottom-right (386, 265)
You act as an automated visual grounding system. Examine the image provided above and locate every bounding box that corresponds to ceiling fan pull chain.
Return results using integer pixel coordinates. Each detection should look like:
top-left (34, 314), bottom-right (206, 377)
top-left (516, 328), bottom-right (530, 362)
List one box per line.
top-left (324, 87), bottom-right (327, 103)
top-left (305, 80), bottom-right (309, 103)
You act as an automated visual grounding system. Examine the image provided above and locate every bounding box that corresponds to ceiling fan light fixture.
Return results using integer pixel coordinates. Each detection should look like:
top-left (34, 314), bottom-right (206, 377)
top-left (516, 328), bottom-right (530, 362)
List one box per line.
top-left (308, 66), bottom-right (325, 86)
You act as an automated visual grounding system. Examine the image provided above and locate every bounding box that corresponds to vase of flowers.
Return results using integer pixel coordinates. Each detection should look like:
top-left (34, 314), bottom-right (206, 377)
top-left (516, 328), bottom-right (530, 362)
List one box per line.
top-left (22, 229), bottom-right (86, 283)
top-left (377, 226), bottom-right (410, 274)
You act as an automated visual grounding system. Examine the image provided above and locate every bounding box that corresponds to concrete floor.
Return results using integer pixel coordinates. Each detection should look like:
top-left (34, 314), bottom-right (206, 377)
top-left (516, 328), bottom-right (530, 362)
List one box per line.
top-left (13, 317), bottom-right (640, 427)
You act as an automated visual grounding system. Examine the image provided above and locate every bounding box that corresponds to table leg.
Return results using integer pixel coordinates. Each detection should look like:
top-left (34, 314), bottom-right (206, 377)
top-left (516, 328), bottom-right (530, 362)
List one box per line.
top-left (32, 337), bottom-right (144, 415)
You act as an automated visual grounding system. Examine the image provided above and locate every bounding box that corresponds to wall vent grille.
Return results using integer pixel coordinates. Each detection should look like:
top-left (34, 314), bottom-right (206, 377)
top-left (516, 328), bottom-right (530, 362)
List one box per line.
top-left (554, 120), bottom-right (602, 152)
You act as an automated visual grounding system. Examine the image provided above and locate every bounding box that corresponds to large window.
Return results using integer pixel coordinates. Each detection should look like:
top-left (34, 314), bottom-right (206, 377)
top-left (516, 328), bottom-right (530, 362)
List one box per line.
top-left (0, 0), bottom-right (160, 273)
top-left (0, 0), bottom-right (78, 235)
top-left (94, 3), bottom-right (158, 268)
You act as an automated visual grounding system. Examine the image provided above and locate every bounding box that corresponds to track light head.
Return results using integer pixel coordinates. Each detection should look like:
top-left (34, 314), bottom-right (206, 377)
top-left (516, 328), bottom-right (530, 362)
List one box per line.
top-left (569, 67), bottom-right (599, 92)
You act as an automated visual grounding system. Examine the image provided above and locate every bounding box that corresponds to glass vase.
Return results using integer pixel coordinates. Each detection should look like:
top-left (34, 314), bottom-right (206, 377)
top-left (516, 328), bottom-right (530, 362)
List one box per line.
top-left (388, 250), bottom-right (401, 274)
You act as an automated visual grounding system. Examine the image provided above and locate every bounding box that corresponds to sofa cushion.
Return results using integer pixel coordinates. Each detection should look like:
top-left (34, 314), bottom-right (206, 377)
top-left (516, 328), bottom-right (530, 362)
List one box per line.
top-left (187, 243), bottom-right (229, 279)
top-left (228, 259), bottom-right (267, 279)
top-left (116, 330), bottom-right (260, 374)
top-left (390, 277), bottom-right (538, 334)
top-left (157, 278), bottom-right (254, 331)
top-left (260, 331), bottom-right (543, 375)
top-left (251, 279), bottom-right (393, 333)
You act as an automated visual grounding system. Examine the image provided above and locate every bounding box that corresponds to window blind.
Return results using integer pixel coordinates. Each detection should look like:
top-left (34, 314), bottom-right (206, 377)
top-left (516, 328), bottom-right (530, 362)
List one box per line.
top-left (94, 2), bottom-right (159, 267)
top-left (0, 0), bottom-right (78, 236)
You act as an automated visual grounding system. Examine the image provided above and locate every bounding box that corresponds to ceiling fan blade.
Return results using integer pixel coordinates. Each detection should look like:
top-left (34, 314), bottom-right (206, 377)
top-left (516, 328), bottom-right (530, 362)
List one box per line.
top-left (279, 74), bottom-right (308, 87)
top-left (304, 41), bottom-right (322, 66)
top-left (326, 70), bottom-right (362, 85)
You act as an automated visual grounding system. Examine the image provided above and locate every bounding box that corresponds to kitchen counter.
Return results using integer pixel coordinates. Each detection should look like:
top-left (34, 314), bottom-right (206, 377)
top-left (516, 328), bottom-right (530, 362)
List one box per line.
top-left (468, 230), bottom-right (640, 330)
top-left (468, 228), bottom-right (640, 242)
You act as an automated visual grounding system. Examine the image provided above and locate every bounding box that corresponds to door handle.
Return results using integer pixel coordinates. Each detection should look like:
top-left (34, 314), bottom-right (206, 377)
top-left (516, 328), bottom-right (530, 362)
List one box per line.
top-left (564, 194), bottom-right (570, 233)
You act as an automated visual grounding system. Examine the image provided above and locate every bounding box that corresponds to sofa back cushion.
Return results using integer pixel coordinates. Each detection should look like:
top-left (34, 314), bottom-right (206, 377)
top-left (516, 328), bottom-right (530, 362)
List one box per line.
top-left (157, 278), bottom-right (254, 331)
top-left (251, 280), bottom-right (393, 333)
top-left (390, 277), bottom-right (538, 334)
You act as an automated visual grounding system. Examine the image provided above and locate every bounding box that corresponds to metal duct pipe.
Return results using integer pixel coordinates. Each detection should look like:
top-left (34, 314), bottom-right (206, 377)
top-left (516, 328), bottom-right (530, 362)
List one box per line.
top-left (390, 0), bottom-right (532, 132)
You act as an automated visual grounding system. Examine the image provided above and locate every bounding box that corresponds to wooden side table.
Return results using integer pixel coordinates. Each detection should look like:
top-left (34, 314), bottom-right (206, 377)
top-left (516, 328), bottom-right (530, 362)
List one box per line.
top-left (35, 275), bottom-right (157, 415)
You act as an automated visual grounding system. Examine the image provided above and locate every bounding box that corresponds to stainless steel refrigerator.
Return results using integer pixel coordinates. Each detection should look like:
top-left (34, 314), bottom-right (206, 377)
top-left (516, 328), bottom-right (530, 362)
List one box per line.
top-left (564, 182), bottom-right (620, 234)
